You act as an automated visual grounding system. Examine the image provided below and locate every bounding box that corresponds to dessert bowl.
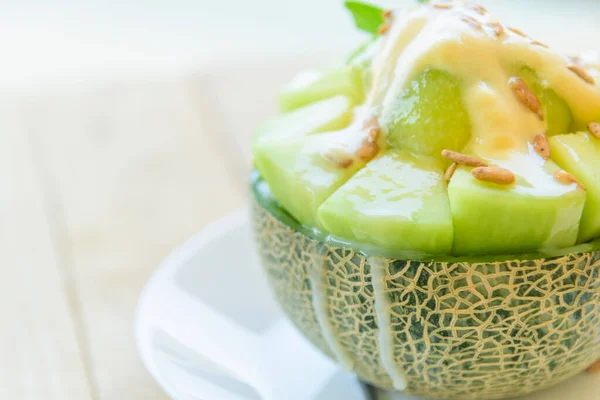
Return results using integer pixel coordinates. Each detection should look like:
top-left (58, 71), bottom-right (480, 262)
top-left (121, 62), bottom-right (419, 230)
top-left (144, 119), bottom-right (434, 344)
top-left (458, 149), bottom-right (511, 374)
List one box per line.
top-left (250, 1), bottom-right (600, 399)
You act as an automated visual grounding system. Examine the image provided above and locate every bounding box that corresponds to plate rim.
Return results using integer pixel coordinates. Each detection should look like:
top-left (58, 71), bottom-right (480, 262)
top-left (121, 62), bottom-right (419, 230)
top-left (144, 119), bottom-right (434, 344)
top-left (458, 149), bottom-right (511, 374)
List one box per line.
top-left (134, 207), bottom-right (600, 400)
top-left (134, 209), bottom-right (249, 399)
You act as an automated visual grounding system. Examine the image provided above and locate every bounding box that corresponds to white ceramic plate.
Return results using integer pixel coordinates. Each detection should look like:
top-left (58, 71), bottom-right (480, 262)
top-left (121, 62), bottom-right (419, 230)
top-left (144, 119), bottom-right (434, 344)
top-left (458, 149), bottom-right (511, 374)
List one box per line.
top-left (136, 211), bottom-right (600, 400)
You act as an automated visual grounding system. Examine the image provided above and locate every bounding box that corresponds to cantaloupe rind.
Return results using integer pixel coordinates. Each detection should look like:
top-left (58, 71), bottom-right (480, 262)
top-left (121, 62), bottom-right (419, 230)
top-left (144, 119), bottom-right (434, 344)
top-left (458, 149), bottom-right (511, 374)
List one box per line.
top-left (252, 179), bottom-right (600, 400)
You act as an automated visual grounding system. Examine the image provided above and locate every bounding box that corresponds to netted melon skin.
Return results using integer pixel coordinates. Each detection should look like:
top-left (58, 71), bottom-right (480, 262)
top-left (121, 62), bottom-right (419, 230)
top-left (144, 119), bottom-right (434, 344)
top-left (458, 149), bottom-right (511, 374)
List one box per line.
top-left (252, 198), bottom-right (600, 400)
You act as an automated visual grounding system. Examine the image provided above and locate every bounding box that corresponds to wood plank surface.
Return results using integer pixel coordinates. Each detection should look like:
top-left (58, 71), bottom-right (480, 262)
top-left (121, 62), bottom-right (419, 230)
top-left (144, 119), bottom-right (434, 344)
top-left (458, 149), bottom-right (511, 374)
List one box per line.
top-left (0, 97), bottom-right (93, 399)
top-left (0, 63), bottom-right (319, 399)
top-left (25, 80), bottom-right (245, 399)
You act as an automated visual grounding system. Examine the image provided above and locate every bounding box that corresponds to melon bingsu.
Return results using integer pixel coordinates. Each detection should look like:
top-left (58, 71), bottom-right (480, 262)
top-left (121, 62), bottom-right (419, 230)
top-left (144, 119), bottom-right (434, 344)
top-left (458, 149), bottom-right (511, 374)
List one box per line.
top-left (250, 1), bottom-right (600, 399)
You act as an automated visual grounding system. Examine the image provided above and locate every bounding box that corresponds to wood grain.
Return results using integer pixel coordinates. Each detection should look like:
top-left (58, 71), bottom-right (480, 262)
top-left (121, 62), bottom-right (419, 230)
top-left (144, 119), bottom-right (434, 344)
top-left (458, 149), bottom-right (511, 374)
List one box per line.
top-left (25, 80), bottom-right (244, 399)
top-left (0, 97), bottom-right (93, 399)
top-left (0, 61), bottom-right (325, 399)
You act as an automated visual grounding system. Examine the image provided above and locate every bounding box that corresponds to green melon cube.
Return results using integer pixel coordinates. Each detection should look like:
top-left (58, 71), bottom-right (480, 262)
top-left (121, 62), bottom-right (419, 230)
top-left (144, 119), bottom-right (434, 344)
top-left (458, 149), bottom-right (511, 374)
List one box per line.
top-left (383, 69), bottom-right (472, 158)
top-left (278, 67), bottom-right (365, 112)
top-left (519, 67), bottom-right (573, 136)
top-left (550, 132), bottom-right (600, 242)
top-left (252, 95), bottom-right (358, 228)
top-left (254, 128), bottom-right (367, 228)
top-left (318, 151), bottom-right (453, 256)
top-left (448, 155), bottom-right (586, 256)
top-left (254, 95), bottom-right (353, 146)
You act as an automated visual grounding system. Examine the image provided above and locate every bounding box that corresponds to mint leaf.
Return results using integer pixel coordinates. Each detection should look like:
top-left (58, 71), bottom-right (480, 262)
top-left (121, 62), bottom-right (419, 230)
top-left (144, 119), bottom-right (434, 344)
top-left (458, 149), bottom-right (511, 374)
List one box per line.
top-left (344, 1), bottom-right (385, 35)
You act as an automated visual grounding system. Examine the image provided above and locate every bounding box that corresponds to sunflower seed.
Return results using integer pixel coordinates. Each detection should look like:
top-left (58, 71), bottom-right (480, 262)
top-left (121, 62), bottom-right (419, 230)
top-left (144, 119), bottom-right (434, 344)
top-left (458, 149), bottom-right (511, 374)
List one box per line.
top-left (531, 40), bottom-right (548, 48)
top-left (554, 170), bottom-right (586, 190)
top-left (466, 4), bottom-right (487, 15)
top-left (378, 24), bottom-right (390, 35)
top-left (444, 162), bottom-right (458, 183)
top-left (588, 122), bottom-right (600, 139)
top-left (533, 132), bottom-right (550, 160)
top-left (508, 27), bottom-right (528, 38)
top-left (441, 150), bottom-right (488, 167)
top-left (324, 151), bottom-right (354, 169)
top-left (358, 140), bottom-right (379, 161)
top-left (472, 167), bottom-right (516, 185)
top-left (487, 22), bottom-right (505, 37)
top-left (568, 65), bottom-right (596, 85)
top-left (462, 16), bottom-right (483, 31)
top-left (509, 77), bottom-right (544, 120)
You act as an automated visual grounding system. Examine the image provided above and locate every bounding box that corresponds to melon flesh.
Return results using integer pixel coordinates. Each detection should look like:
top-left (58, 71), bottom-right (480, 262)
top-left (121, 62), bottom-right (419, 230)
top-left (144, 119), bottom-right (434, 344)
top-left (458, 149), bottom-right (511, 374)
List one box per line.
top-left (519, 67), bottom-right (573, 136)
top-left (278, 67), bottom-right (365, 112)
top-left (550, 132), bottom-right (600, 242)
top-left (253, 95), bottom-right (361, 228)
top-left (384, 69), bottom-right (472, 158)
top-left (254, 95), bottom-right (352, 145)
top-left (448, 153), bottom-right (586, 256)
top-left (254, 127), bottom-right (368, 228)
top-left (318, 151), bottom-right (453, 256)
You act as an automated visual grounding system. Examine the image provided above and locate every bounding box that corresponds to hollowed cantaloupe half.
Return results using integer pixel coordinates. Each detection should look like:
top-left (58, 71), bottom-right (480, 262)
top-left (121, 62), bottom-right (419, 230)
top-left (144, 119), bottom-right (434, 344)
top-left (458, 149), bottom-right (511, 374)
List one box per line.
top-left (251, 174), bottom-right (600, 400)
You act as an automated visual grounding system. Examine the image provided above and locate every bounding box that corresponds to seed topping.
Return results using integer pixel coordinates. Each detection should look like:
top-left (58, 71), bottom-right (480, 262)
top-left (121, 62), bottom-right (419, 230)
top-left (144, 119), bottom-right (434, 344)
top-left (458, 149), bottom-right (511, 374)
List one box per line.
top-left (508, 27), bottom-right (528, 38)
top-left (466, 4), bottom-right (487, 15)
top-left (433, 3), bottom-right (453, 9)
top-left (533, 132), bottom-right (550, 160)
top-left (568, 65), bottom-right (596, 85)
top-left (472, 167), bottom-right (516, 185)
top-left (363, 115), bottom-right (381, 142)
top-left (382, 9), bottom-right (393, 19)
top-left (487, 22), bottom-right (505, 37)
top-left (531, 40), bottom-right (548, 48)
top-left (588, 122), bottom-right (600, 139)
top-left (509, 77), bottom-right (544, 120)
top-left (444, 162), bottom-right (458, 183)
top-left (462, 16), bottom-right (482, 31)
top-left (378, 24), bottom-right (390, 35)
top-left (357, 116), bottom-right (381, 162)
top-left (324, 151), bottom-right (354, 169)
top-left (554, 170), bottom-right (586, 190)
top-left (441, 150), bottom-right (488, 167)
top-left (358, 140), bottom-right (379, 161)
top-left (368, 128), bottom-right (378, 142)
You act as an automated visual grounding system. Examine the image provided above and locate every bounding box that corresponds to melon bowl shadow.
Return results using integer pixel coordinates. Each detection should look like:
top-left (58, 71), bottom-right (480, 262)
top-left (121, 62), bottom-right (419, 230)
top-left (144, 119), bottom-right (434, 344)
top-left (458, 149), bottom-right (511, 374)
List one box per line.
top-left (251, 178), bottom-right (600, 400)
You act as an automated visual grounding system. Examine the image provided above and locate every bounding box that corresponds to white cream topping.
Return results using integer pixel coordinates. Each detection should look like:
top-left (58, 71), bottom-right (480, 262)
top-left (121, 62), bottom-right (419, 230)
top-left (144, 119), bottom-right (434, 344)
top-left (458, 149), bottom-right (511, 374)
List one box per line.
top-left (367, 2), bottom-right (600, 159)
top-left (368, 257), bottom-right (408, 391)
top-left (309, 252), bottom-right (355, 371)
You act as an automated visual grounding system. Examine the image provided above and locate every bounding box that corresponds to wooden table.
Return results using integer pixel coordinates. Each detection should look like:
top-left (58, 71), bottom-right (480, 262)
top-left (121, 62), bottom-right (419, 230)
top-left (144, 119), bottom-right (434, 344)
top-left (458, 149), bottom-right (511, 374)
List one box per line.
top-left (0, 62), bottom-right (311, 399)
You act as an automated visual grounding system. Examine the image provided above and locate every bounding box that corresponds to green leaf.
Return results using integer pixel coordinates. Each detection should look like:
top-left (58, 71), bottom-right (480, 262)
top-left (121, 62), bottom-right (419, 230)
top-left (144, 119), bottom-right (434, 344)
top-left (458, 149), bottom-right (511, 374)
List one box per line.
top-left (344, 1), bottom-right (385, 35)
